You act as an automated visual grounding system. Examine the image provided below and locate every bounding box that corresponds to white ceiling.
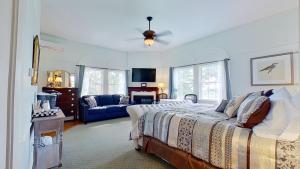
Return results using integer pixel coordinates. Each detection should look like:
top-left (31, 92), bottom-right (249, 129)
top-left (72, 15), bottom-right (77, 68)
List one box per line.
top-left (41, 0), bottom-right (298, 52)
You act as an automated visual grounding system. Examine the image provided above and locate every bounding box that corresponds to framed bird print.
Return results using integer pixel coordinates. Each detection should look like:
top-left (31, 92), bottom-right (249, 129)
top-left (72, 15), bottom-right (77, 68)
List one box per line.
top-left (250, 52), bottom-right (294, 86)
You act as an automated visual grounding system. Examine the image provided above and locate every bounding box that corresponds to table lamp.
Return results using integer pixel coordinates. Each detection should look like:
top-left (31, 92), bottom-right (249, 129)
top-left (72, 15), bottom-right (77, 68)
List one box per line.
top-left (158, 82), bottom-right (165, 93)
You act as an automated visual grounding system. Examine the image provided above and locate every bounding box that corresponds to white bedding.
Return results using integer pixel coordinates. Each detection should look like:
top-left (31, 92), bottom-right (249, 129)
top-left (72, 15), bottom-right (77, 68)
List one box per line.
top-left (253, 87), bottom-right (300, 141)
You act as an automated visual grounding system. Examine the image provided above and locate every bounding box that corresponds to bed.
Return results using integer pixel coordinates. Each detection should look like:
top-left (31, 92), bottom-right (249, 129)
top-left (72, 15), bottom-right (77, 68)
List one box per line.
top-left (127, 102), bottom-right (300, 169)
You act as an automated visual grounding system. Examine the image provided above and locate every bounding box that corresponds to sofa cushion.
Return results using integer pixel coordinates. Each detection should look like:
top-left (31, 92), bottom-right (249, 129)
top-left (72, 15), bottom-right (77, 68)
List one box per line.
top-left (88, 106), bottom-right (107, 114)
top-left (112, 95), bottom-right (121, 105)
top-left (105, 105), bottom-right (126, 113)
top-left (118, 104), bottom-right (127, 112)
top-left (98, 95), bottom-right (114, 106)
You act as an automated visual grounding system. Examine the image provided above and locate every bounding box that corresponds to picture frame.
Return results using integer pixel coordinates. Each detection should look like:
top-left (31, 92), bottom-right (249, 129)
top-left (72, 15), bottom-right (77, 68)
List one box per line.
top-left (31, 35), bottom-right (40, 85)
top-left (141, 83), bottom-right (147, 87)
top-left (250, 52), bottom-right (294, 86)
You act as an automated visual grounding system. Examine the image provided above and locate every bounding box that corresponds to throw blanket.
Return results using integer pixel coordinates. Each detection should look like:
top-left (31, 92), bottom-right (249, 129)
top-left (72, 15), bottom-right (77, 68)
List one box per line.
top-left (134, 104), bottom-right (300, 169)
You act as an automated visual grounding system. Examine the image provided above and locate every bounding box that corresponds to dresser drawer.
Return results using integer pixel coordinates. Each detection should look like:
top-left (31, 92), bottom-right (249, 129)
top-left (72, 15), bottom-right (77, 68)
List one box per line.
top-left (58, 96), bottom-right (77, 103)
top-left (58, 101), bottom-right (77, 107)
top-left (60, 107), bottom-right (77, 116)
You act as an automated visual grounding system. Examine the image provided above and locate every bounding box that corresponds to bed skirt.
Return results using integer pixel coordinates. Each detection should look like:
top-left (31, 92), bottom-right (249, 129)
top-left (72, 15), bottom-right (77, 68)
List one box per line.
top-left (142, 136), bottom-right (219, 169)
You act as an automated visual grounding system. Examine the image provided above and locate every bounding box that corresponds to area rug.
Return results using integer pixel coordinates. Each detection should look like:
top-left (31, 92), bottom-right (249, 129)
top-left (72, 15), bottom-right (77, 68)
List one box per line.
top-left (61, 117), bottom-right (174, 169)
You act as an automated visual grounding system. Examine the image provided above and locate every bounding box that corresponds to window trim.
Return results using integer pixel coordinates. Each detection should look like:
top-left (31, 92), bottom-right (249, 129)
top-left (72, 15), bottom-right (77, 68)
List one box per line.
top-left (172, 61), bottom-right (226, 102)
top-left (81, 67), bottom-right (126, 96)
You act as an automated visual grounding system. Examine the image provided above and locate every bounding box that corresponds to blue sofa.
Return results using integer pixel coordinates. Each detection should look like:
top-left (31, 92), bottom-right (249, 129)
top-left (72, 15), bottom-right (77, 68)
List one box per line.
top-left (79, 94), bottom-right (129, 124)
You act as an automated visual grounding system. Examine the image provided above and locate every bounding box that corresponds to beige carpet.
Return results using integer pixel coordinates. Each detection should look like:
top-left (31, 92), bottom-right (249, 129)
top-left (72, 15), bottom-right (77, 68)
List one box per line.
top-left (61, 117), bottom-right (174, 169)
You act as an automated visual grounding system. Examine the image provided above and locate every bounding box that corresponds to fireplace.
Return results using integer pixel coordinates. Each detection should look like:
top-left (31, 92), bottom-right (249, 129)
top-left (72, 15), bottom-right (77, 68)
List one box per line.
top-left (128, 87), bottom-right (159, 104)
top-left (133, 95), bottom-right (154, 104)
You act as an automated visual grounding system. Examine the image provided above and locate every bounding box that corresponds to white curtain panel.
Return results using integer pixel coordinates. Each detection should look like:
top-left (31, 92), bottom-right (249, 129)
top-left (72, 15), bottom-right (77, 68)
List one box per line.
top-left (81, 67), bottom-right (126, 96)
top-left (81, 67), bottom-right (104, 96)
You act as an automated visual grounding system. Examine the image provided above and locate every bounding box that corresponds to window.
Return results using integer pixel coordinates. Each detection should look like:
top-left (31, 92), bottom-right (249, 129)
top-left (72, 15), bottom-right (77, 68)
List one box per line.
top-left (81, 67), bottom-right (127, 96)
top-left (198, 62), bottom-right (225, 101)
top-left (172, 61), bottom-right (226, 102)
top-left (81, 67), bottom-right (104, 96)
top-left (173, 66), bottom-right (194, 99)
top-left (108, 70), bottom-right (126, 95)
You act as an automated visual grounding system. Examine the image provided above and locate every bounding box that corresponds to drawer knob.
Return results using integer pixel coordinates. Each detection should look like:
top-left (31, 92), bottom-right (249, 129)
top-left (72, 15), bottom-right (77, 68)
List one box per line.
top-left (71, 104), bottom-right (74, 106)
top-left (72, 93), bottom-right (75, 96)
top-left (72, 98), bottom-right (74, 100)
top-left (71, 110), bottom-right (74, 113)
top-left (68, 89), bottom-right (72, 92)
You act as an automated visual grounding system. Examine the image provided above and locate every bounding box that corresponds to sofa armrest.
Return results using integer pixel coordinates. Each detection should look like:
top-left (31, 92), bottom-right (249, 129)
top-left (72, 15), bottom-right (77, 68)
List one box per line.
top-left (79, 101), bottom-right (90, 123)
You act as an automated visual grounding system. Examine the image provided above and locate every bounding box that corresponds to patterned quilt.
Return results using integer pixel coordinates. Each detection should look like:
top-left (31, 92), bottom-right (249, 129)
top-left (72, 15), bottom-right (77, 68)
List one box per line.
top-left (136, 105), bottom-right (300, 169)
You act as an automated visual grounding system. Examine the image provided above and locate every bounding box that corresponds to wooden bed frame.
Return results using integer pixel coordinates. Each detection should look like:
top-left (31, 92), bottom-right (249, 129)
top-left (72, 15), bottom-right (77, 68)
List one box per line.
top-left (142, 136), bottom-right (219, 169)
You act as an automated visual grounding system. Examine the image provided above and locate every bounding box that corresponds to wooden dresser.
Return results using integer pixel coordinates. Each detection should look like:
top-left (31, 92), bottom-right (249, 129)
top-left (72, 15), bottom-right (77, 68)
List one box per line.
top-left (42, 87), bottom-right (78, 120)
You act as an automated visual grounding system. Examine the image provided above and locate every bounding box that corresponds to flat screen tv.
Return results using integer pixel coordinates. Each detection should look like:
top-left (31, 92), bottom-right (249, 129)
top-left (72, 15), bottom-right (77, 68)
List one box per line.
top-left (132, 68), bottom-right (156, 82)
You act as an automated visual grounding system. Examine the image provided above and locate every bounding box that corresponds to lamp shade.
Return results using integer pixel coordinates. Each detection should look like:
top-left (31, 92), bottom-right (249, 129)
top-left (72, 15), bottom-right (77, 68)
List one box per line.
top-left (55, 77), bottom-right (63, 83)
top-left (47, 76), bottom-right (54, 83)
top-left (144, 38), bottom-right (154, 46)
top-left (158, 82), bottom-right (165, 88)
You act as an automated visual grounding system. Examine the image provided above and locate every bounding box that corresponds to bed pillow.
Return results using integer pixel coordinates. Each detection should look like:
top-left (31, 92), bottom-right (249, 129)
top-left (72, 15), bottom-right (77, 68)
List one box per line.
top-left (237, 92), bottom-right (261, 115)
top-left (236, 96), bottom-right (271, 128)
top-left (278, 93), bottom-right (300, 141)
top-left (253, 87), bottom-right (291, 139)
top-left (84, 96), bottom-right (98, 108)
top-left (215, 100), bottom-right (228, 112)
top-left (224, 95), bottom-right (247, 118)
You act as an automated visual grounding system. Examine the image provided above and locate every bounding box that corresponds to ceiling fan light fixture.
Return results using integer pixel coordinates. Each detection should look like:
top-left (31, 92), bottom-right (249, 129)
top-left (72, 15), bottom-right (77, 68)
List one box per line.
top-left (144, 37), bottom-right (154, 46)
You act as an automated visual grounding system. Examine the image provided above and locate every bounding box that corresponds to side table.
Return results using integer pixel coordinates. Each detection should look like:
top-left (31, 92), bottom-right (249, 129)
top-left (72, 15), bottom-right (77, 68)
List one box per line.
top-left (32, 111), bottom-right (65, 169)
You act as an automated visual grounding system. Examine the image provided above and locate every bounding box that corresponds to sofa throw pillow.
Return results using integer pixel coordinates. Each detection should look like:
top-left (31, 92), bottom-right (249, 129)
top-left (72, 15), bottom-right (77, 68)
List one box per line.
top-left (119, 95), bottom-right (130, 105)
top-left (236, 96), bottom-right (271, 128)
top-left (215, 100), bottom-right (228, 112)
top-left (224, 95), bottom-right (247, 118)
top-left (85, 96), bottom-right (97, 108)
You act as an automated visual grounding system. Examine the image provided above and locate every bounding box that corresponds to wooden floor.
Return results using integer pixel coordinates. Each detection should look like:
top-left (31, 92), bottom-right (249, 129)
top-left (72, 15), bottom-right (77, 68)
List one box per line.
top-left (43, 120), bottom-right (82, 137)
top-left (64, 120), bottom-right (82, 131)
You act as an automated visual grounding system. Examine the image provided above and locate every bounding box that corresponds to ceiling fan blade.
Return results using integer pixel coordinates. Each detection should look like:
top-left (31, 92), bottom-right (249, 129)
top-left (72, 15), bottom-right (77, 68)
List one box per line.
top-left (155, 38), bottom-right (170, 45)
top-left (125, 37), bottom-right (144, 41)
top-left (134, 28), bottom-right (145, 34)
top-left (156, 30), bottom-right (172, 37)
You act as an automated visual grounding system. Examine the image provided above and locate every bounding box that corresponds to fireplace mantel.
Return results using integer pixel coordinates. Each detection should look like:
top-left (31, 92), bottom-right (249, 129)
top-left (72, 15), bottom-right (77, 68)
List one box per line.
top-left (128, 87), bottom-right (159, 101)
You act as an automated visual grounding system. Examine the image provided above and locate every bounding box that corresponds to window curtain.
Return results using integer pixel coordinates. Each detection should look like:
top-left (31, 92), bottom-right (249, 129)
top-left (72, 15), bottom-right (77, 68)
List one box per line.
top-left (107, 70), bottom-right (126, 95)
top-left (81, 67), bottom-right (105, 96)
top-left (224, 58), bottom-right (232, 100)
top-left (168, 67), bottom-right (174, 99)
top-left (125, 70), bottom-right (129, 95)
top-left (77, 65), bottom-right (85, 97)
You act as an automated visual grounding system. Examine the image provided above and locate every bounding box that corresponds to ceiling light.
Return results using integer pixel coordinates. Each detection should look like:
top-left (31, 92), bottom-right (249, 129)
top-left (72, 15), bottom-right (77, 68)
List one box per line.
top-left (144, 38), bottom-right (154, 46)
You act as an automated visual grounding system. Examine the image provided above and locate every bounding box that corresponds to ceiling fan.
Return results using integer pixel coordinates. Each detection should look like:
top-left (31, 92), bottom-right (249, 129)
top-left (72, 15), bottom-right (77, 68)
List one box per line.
top-left (128, 16), bottom-right (172, 46)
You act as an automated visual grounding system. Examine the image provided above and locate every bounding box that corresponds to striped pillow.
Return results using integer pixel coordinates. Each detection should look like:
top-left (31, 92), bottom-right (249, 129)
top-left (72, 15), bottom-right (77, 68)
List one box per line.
top-left (236, 96), bottom-right (271, 128)
top-left (84, 96), bottom-right (97, 108)
top-left (224, 95), bottom-right (247, 118)
top-left (237, 92), bottom-right (262, 116)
